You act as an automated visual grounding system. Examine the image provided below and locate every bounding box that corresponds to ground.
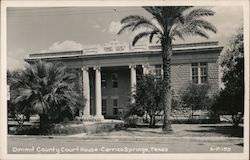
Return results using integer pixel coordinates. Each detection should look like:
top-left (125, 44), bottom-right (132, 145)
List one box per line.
top-left (94, 123), bottom-right (243, 137)
top-left (7, 123), bottom-right (244, 154)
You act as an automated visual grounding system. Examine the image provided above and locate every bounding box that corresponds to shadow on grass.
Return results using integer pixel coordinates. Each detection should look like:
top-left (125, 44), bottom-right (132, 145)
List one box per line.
top-left (135, 124), bottom-right (162, 129)
top-left (125, 124), bottom-right (166, 135)
top-left (185, 125), bottom-right (243, 137)
top-left (236, 143), bottom-right (244, 146)
top-left (126, 129), bottom-right (166, 135)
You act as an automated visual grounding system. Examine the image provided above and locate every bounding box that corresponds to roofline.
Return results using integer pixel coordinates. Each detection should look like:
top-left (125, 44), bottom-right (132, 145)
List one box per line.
top-left (25, 46), bottom-right (223, 62)
top-left (28, 41), bottom-right (221, 57)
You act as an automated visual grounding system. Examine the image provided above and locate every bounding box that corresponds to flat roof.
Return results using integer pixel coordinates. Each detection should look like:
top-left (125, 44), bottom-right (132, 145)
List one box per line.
top-left (27, 41), bottom-right (223, 60)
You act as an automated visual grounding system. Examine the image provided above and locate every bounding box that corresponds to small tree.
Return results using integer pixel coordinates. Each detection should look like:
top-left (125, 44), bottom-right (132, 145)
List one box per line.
top-left (181, 83), bottom-right (212, 119)
top-left (13, 61), bottom-right (80, 133)
top-left (212, 27), bottom-right (244, 127)
top-left (124, 74), bottom-right (164, 127)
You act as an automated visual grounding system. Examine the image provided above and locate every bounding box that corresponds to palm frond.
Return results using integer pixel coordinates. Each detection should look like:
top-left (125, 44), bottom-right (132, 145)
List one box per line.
top-left (149, 29), bottom-right (160, 43)
top-left (191, 19), bottom-right (217, 33)
top-left (143, 7), bottom-right (165, 28)
top-left (170, 7), bottom-right (216, 40)
top-left (13, 61), bottom-right (80, 118)
top-left (117, 23), bottom-right (136, 35)
top-left (186, 8), bottom-right (215, 20)
top-left (120, 15), bottom-right (144, 24)
top-left (171, 29), bottom-right (185, 40)
top-left (132, 31), bottom-right (153, 46)
top-left (192, 28), bottom-right (210, 39)
top-left (131, 18), bottom-right (155, 32)
top-left (118, 14), bottom-right (162, 36)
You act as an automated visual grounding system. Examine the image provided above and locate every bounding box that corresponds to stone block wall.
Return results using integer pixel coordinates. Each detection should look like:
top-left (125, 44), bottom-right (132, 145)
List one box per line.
top-left (171, 62), bottom-right (219, 97)
top-left (171, 64), bottom-right (191, 96)
top-left (207, 62), bottom-right (219, 96)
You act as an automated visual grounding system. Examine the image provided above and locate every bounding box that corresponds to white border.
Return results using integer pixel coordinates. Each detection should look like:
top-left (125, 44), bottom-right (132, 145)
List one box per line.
top-left (1, 0), bottom-right (249, 160)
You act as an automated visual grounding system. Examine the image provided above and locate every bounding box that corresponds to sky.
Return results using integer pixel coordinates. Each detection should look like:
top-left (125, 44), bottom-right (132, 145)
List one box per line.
top-left (7, 6), bottom-right (243, 70)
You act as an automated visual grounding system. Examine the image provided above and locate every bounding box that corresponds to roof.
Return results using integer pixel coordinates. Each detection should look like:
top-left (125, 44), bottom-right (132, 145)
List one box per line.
top-left (27, 41), bottom-right (223, 60)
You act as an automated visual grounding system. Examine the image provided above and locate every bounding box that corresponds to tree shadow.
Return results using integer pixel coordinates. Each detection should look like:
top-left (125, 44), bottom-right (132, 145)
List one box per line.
top-left (126, 128), bottom-right (164, 135)
top-left (125, 125), bottom-right (166, 135)
top-left (236, 143), bottom-right (244, 146)
top-left (185, 125), bottom-right (243, 137)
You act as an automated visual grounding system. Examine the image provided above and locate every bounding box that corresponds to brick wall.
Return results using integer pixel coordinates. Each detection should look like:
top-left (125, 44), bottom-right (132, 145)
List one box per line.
top-left (171, 62), bottom-right (219, 97)
top-left (207, 62), bottom-right (219, 96)
top-left (171, 64), bottom-right (191, 96)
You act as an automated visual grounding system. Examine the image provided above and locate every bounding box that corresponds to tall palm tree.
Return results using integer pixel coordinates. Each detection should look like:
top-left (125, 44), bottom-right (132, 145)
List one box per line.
top-left (13, 61), bottom-right (79, 133)
top-left (118, 6), bottom-right (217, 132)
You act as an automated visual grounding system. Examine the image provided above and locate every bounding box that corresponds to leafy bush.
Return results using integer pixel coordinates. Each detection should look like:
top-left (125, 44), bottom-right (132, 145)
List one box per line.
top-left (123, 115), bottom-right (141, 128)
top-left (211, 28), bottom-right (244, 127)
top-left (10, 120), bottom-right (125, 135)
top-left (10, 61), bottom-right (83, 133)
top-left (11, 125), bottom-right (40, 135)
top-left (124, 74), bottom-right (164, 127)
top-left (181, 83), bottom-right (212, 119)
top-left (96, 122), bottom-right (125, 133)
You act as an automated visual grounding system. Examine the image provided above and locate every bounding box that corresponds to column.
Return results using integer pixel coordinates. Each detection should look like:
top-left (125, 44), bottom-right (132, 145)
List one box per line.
top-left (94, 66), bottom-right (104, 120)
top-left (129, 65), bottom-right (137, 103)
top-left (142, 63), bottom-right (149, 75)
top-left (82, 67), bottom-right (91, 120)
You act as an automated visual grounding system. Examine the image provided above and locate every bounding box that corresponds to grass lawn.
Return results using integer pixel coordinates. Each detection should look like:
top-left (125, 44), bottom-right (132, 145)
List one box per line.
top-left (94, 123), bottom-right (243, 138)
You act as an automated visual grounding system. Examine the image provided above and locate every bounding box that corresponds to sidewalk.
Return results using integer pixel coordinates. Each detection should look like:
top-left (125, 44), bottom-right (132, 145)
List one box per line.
top-left (8, 134), bottom-right (243, 145)
top-left (8, 123), bottom-right (243, 143)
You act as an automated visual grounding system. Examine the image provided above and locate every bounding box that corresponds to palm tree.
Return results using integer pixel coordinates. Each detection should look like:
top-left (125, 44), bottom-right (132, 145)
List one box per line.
top-left (118, 7), bottom-right (217, 132)
top-left (13, 61), bottom-right (79, 133)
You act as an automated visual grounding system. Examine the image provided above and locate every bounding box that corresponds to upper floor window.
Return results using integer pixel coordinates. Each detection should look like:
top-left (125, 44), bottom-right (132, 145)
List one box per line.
top-left (200, 62), bottom-right (208, 83)
top-left (191, 62), bottom-right (208, 84)
top-left (101, 73), bottom-right (106, 88)
top-left (191, 63), bottom-right (199, 83)
top-left (112, 73), bottom-right (118, 88)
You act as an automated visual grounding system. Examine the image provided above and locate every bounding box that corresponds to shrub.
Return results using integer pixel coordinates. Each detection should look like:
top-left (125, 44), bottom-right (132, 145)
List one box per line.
top-left (124, 74), bottom-right (164, 127)
top-left (210, 28), bottom-right (244, 127)
top-left (123, 115), bottom-right (141, 128)
top-left (84, 121), bottom-right (125, 134)
top-left (181, 83), bottom-right (212, 119)
top-left (50, 123), bottom-right (87, 135)
top-left (11, 125), bottom-right (40, 135)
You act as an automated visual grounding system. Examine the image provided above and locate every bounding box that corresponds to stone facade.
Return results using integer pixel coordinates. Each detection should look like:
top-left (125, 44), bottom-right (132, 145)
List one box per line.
top-left (171, 62), bottom-right (219, 97)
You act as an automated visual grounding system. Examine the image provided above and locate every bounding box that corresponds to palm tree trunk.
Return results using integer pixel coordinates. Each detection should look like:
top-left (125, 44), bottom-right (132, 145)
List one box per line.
top-left (149, 115), bottom-right (156, 127)
top-left (39, 113), bottom-right (49, 134)
top-left (162, 38), bottom-right (173, 132)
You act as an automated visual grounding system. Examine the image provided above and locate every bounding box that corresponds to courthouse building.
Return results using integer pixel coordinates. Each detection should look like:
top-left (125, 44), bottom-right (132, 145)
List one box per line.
top-left (25, 40), bottom-right (223, 120)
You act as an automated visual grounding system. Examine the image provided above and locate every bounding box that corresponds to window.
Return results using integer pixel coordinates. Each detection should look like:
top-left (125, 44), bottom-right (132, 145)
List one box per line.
top-left (191, 63), bottom-right (199, 84)
top-left (112, 73), bottom-right (118, 88)
top-left (155, 64), bottom-right (162, 79)
top-left (101, 73), bottom-right (106, 88)
top-left (102, 99), bottom-right (107, 115)
top-left (200, 63), bottom-right (208, 83)
top-left (112, 99), bottom-right (118, 115)
top-left (191, 63), bottom-right (208, 84)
